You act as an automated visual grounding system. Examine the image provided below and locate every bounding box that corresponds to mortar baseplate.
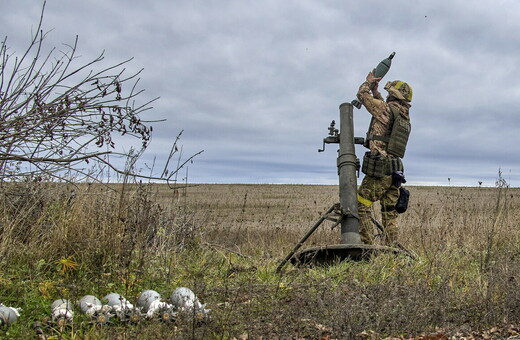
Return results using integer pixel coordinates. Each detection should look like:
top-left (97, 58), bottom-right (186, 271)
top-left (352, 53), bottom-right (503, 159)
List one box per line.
top-left (290, 244), bottom-right (408, 267)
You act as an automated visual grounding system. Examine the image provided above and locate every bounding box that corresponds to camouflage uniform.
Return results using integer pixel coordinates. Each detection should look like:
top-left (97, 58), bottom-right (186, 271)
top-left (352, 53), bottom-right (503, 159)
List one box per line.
top-left (356, 80), bottom-right (411, 246)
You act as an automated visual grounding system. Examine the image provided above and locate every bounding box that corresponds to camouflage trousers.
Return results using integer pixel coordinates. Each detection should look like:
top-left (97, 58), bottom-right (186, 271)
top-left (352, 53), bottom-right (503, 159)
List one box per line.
top-left (357, 174), bottom-right (400, 246)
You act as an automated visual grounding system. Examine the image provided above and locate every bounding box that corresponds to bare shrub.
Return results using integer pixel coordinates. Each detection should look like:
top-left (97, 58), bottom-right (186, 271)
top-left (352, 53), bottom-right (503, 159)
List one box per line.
top-left (0, 2), bottom-right (164, 183)
top-left (0, 180), bottom-right (203, 278)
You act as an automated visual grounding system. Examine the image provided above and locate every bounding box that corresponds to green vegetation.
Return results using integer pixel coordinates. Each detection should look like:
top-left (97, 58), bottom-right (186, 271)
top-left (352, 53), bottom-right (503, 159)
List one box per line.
top-left (1, 182), bottom-right (520, 339)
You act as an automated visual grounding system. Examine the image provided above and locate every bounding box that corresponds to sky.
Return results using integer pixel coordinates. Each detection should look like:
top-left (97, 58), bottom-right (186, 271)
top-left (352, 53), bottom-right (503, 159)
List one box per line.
top-left (2, 0), bottom-right (520, 187)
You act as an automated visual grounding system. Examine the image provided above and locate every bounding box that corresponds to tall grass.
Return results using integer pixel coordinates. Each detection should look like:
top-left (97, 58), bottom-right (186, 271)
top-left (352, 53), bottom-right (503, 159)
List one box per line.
top-left (0, 182), bottom-right (186, 271)
top-left (1, 181), bottom-right (520, 338)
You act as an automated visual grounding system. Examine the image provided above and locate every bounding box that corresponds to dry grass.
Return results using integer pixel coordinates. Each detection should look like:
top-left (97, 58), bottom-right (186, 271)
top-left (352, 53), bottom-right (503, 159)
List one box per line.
top-left (174, 184), bottom-right (520, 259)
top-left (1, 182), bottom-right (520, 339)
top-left (173, 184), bottom-right (340, 257)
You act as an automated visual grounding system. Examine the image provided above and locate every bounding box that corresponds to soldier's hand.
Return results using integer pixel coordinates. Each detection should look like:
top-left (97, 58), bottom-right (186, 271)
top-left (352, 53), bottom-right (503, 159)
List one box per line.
top-left (366, 71), bottom-right (382, 84)
top-left (367, 71), bottom-right (382, 98)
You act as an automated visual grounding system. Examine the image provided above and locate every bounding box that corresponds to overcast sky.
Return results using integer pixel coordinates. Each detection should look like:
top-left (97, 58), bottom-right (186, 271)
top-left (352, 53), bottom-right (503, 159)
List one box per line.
top-left (3, 0), bottom-right (520, 186)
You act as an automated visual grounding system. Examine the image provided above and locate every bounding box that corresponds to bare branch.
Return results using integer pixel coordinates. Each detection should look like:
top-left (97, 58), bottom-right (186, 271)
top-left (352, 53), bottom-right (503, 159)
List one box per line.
top-left (0, 152), bottom-right (111, 163)
top-left (0, 2), bottom-right (202, 184)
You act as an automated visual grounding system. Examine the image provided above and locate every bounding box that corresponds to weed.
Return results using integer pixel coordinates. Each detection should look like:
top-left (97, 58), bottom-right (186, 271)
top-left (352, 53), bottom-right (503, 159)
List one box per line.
top-left (1, 183), bottom-right (520, 338)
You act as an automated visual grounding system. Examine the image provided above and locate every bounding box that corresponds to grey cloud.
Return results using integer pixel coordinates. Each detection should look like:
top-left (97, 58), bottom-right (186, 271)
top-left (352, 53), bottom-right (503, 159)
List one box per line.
top-left (2, 0), bottom-right (520, 186)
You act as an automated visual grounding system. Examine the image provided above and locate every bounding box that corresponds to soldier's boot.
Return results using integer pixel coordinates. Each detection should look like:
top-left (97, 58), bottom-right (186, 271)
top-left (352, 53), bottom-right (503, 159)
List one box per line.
top-left (358, 202), bottom-right (374, 245)
top-left (381, 210), bottom-right (399, 247)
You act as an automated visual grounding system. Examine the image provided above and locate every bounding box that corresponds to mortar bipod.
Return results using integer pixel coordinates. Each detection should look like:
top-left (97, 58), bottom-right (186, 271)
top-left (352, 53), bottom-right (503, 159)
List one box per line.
top-left (275, 203), bottom-right (338, 273)
top-left (275, 202), bottom-right (415, 272)
top-left (276, 202), bottom-right (355, 273)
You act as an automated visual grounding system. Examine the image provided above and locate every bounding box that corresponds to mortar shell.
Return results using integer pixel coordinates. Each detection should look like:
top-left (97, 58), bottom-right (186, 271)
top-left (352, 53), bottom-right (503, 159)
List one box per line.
top-left (51, 298), bottom-right (73, 311)
top-left (0, 306), bottom-right (19, 325)
top-left (136, 290), bottom-right (161, 312)
top-left (51, 299), bottom-right (74, 323)
top-left (79, 295), bottom-right (102, 313)
top-left (170, 287), bottom-right (199, 310)
top-left (102, 293), bottom-right (133, 310)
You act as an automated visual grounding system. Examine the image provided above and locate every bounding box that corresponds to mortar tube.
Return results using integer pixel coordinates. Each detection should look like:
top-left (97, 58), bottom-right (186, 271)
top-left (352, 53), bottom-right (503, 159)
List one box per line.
top-left (338, 103), bottom-right (362, 245)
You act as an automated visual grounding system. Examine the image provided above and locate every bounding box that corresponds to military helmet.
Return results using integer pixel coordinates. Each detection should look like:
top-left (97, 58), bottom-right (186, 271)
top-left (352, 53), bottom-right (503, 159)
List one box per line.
top-left (384, 80), bottom-right (412, 102)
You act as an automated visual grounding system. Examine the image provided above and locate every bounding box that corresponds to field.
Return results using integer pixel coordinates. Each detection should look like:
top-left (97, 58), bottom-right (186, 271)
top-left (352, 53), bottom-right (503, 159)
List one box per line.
top-left (1, 182), bottom-right (520, 339)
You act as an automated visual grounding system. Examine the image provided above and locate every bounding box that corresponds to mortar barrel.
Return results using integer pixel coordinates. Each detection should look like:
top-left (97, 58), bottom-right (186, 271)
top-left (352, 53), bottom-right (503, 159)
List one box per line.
top-left (338, 102), bottom-right (362, 245)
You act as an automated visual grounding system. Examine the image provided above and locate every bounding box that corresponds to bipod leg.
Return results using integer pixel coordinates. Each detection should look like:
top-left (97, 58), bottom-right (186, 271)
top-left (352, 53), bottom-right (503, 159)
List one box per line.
top-left (370, 216), bottom-right (418, 260)
top-left (276, 204), bottom-right (337, 273)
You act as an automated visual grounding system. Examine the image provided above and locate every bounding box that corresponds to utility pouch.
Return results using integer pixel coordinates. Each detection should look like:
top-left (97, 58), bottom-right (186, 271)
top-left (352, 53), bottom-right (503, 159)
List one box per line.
top-left (385, 157), bottom-right (404, 175)
top-left (396, 187), bottom-right (410, 213)
top-left (361, 152), bottom-right (385, 178)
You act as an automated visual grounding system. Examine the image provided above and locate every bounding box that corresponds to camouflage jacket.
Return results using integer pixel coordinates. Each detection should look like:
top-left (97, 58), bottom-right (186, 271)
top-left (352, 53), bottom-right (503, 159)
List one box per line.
top-left (356, 81), bottom-right (410, 157)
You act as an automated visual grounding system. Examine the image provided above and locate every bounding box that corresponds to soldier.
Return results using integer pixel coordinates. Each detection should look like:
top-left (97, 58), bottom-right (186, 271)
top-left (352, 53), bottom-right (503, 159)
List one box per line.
top-left (356, 71), bottom-right (412, 246)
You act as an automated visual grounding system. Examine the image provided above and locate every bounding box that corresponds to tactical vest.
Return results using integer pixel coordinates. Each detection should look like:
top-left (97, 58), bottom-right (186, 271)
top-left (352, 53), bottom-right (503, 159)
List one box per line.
top-left (365, 104), bottom-right (411, 158)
